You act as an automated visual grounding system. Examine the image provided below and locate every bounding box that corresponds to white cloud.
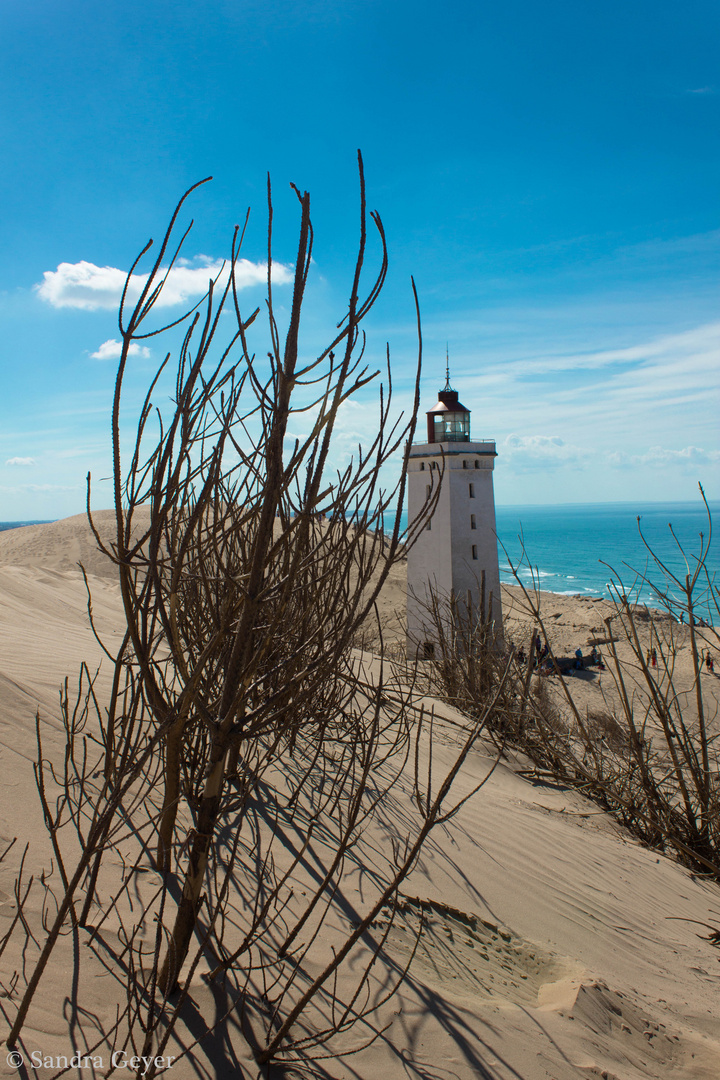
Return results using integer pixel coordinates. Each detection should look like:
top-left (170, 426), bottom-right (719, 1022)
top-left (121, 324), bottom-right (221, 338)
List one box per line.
top-left (642, 445), bottom-right (720, 466)
top-left (24, 484), bottom-right (78, 493)
top-left (90, 339), bottom-right (151, 361)
top-left (36, 256), bottom-right (293, 311)
top-left (37, 262), bottom-right (128, 310)
top-left (5, 456), bottom-right (35, 466)
top-left (284, 397), bottom-right (379, 453)
top-left (505, 434), bottom-right (564, 450)
top-left (486, 320), bottom-right (720, 380)
top-left (501, 434), bottom-right (591, 471)
top-left (506, 439), bottom-right (720, 478)
top-left (498, 434), bottom-right (719, 479)
top-left (457, 319), bottom-right (720, 463)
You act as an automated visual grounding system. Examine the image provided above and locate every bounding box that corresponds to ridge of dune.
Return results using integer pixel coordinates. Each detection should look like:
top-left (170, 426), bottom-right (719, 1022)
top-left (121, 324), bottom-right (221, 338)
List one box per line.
top-left (0, 509), bottom-right (149, 580)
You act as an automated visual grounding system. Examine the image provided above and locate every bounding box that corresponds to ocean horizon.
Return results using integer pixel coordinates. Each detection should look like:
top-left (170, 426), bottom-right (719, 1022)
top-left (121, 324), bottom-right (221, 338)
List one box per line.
top-left (0, 520), bottom-right (54, 531)
top-left (2, 500), bottom-right (718, 621)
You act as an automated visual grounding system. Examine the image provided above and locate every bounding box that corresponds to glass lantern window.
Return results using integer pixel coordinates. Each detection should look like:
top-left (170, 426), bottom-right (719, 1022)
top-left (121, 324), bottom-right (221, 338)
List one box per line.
top-left (433, 412), bottom-right (470, 442)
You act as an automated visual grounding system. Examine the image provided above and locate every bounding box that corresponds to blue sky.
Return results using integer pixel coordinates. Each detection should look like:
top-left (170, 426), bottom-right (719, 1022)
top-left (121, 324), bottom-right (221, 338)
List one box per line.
top-left (1, 0), bottom-right (718, 519)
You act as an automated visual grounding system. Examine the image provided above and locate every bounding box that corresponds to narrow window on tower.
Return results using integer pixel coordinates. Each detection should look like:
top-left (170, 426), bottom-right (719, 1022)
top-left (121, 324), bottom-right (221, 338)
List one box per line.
top-left (470, 514), bottom-right (476, 530)
top-left (472, 545), bottom-right (478, 560)
top-left (469, 483), bottom-right (475, 498)
top-left (462, 459), bottom-right (468, 469)
top-left (420, 461), bottom-right (425, 470)
top-left (474, 460), bottom-right (480, 468)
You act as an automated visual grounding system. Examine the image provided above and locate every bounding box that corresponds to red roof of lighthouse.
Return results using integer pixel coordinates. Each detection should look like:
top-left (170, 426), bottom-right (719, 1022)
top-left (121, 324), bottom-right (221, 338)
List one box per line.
top-left (427, 389), bottom-right (470, 415)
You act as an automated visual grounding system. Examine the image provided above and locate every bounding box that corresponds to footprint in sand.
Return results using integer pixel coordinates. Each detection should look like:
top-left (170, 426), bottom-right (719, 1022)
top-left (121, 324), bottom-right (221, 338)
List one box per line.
top-left (371, 896), bottom-right (575, 1006)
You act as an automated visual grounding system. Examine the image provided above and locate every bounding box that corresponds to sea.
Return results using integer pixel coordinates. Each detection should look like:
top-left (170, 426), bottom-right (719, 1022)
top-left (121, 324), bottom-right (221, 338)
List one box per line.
top-left (2, 502), bottom-right (718, 622)
top-left (0, 520), bottom-right (52, 531)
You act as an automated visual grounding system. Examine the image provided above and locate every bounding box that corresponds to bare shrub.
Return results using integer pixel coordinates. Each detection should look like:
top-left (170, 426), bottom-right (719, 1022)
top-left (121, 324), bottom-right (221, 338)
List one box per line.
top-left (584, 710), bottom-right (630, 754)
top-left (3, 159), bottom-right (507, 1073)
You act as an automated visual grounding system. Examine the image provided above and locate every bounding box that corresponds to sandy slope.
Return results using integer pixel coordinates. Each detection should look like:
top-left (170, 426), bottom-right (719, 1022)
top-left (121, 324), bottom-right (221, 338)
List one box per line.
top-left (0, 514), bottom-right (719, 1079)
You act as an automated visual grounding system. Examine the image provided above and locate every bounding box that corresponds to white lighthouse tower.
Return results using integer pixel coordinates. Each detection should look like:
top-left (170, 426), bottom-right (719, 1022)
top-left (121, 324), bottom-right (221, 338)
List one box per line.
top-left (406, 366), bottom-right (502, 658)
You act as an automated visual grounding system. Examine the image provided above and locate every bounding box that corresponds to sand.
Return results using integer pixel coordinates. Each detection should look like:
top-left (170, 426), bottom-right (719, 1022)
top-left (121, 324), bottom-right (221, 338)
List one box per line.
top-left (1, 513), bottom-right (719, 1079)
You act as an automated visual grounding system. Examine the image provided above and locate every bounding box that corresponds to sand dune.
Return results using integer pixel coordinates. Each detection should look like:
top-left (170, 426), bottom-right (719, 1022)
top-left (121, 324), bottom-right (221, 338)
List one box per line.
top-left (0, 511), bottom-right (124, 580)
top-left (1, 514), bottom-right (719, 1079)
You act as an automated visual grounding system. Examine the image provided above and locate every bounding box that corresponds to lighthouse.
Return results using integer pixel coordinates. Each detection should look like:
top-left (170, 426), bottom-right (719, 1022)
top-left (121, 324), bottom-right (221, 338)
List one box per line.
top-left (406, 367), bottom-right (502, 658)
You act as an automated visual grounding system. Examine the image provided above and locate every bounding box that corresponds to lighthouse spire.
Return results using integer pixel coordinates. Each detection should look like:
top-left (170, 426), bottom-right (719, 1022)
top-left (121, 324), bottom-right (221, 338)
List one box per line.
top-left (443, 344), bottom-right (453, 391)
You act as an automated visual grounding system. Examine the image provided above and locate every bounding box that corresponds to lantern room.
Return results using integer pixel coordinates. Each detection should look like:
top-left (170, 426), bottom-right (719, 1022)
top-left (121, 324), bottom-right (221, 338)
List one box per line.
top-left (426, 377), bottom-right (471, 443)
